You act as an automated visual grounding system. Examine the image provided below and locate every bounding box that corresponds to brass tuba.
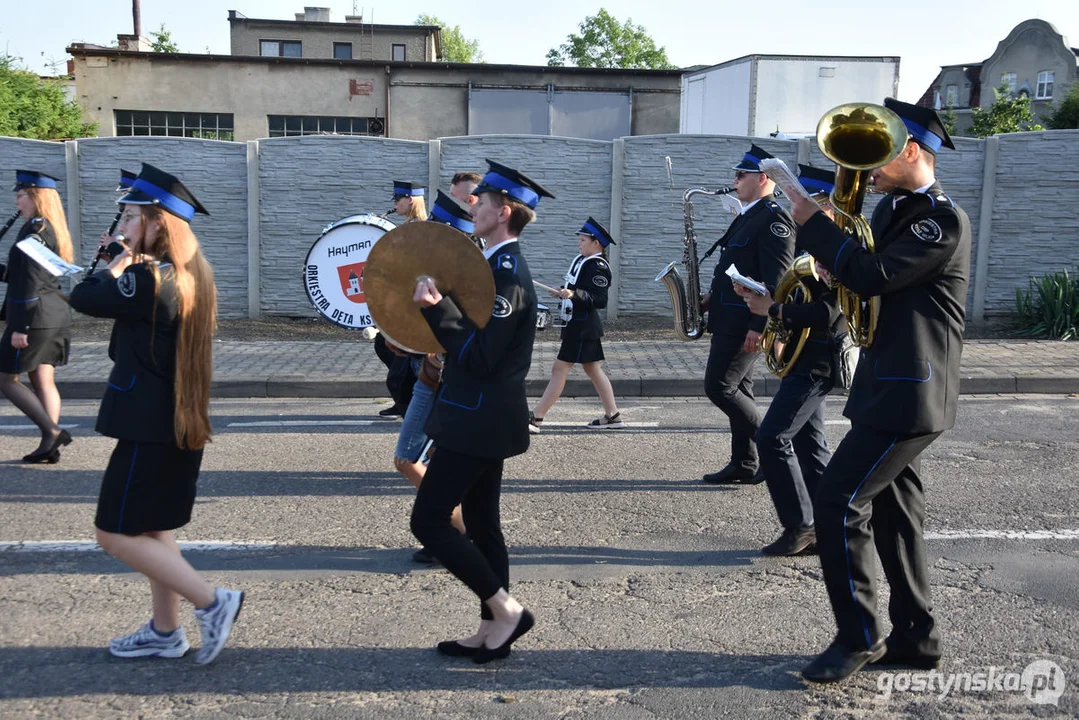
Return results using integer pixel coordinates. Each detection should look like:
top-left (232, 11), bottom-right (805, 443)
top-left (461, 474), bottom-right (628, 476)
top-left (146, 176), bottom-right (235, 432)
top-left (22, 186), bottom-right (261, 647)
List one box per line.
top-left (816, 102), bottom-right (909, 347)
top-left (761, 254), bottom-right (817, 377)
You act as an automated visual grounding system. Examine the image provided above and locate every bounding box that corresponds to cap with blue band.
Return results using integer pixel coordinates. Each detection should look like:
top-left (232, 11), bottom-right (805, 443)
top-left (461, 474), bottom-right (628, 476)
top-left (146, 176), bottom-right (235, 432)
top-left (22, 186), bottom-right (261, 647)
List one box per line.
top-left (428, 189), bottom-right (474, 233)
top-left (13, 170), bottom-right (59, 191)
top-left (797, 165), bottom-right (836, 196)
top-left (117, 169), bottom-right (137, 192)
top-left (574, 216), bottom-right (616, 247)
top-left (883, 97), bottom-right (954, 153)
top-left (733, 144), bottom-right (775, 172)
top-left (393, 181), bottom-right (425, 199)
top-left (118, 163), bottom-right (209, 222)
top-left (472, 159), bottom-right (555, 210)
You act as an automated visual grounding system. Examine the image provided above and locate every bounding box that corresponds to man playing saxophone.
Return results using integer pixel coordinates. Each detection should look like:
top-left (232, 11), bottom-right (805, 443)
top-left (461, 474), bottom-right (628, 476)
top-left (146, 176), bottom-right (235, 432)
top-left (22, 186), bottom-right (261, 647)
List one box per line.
top-left (734, 166), bottom-right (845, 557)
top-left (789, 99), bottom-right (971, 683)
top-left (700, 144), bottom-right (796, 485)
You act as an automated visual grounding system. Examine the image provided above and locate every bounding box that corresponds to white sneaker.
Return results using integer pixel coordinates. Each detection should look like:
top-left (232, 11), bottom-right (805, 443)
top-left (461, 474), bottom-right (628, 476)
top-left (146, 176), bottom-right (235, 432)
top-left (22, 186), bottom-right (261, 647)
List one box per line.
top-left (109, 621), bottom-right (190, 658)
top-left (193, 587), bottom-right (245, 665)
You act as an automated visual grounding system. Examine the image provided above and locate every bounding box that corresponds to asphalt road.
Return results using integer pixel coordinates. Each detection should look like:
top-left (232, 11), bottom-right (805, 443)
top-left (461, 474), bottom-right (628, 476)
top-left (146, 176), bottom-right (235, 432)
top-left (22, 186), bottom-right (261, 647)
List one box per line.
top-left (1, 394), bottom-right (1077, 718)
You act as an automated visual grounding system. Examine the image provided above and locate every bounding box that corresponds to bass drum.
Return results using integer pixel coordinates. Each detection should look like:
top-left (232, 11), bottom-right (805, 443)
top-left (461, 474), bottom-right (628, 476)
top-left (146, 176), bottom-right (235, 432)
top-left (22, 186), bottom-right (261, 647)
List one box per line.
top-left (303, 214), bottom-right (397, 329)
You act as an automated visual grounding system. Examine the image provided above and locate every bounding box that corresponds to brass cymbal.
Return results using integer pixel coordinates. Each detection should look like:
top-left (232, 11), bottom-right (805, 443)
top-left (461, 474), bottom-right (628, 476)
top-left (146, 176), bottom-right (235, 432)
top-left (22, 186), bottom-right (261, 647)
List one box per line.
top-left (363, 222), bottom-right (495, 354)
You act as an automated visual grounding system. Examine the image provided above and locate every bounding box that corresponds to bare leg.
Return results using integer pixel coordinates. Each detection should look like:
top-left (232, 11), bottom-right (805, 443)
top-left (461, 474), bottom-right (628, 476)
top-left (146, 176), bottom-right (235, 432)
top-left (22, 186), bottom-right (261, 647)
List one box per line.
top-left (482, 588), bottom-right (525, 648)
top-left (0, 373), bottom-right (60, 453)
top-left (96, 528), bottom-right (216, 610)
top-left (147, 531), bottom-right (183, 632)
top-left (453, 619), bottom-right (494, 649)
top-left (395, 457), bottom-right (466, 534)
top-left (533, 359), bottom-right (573, 419)
top-left (582, 362), bottom-right (619, 417)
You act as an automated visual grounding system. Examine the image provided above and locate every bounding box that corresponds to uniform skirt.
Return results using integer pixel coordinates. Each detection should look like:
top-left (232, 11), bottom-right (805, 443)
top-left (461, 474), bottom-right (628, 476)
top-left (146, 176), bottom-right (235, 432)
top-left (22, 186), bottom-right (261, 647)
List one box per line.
top-left (95, 440), bottom-right (204, 535)
top-left (0, 326), bottom-right (70, 374)
top-left (556, 337), bottom-right (605, 364)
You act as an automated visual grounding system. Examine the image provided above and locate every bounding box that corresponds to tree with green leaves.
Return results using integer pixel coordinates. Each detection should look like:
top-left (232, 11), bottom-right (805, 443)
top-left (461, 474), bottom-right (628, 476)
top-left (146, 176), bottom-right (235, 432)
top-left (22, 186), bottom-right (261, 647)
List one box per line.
top-left (149, 23), bottom-right (179, 53)
top-left (415, 14), bottom-right (482, 63)
top-left (1043, 81), bottom-right (1079, 130)
top-left (546, 9), bottom-right (675, 70)
top-left (941, 105), bottom-right (958, 137)
top-left (0, 55), bottom-right (97, 140)
top-left (969, 85), bottom-right (1044, 137)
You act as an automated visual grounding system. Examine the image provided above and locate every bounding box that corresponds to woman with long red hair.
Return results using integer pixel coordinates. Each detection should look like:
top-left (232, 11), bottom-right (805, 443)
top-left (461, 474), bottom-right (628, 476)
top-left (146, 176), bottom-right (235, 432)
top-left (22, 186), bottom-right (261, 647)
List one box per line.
top-left (1, 171), bottom-right (75, 463)
top-left (69, 163), bottom-right (244, 665)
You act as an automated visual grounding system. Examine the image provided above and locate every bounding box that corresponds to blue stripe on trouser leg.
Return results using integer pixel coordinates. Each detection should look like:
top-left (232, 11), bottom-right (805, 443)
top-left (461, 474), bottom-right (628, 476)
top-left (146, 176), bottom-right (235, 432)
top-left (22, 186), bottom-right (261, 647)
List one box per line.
top-left (843, 436), bottom-right (898, 648)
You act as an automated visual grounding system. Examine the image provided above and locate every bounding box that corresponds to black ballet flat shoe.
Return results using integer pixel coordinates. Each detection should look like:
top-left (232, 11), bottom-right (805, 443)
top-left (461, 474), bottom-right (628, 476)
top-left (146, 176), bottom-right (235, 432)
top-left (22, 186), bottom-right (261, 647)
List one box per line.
top-left (46, 449), bottom-right (61, 464)
top-left (473, 609), bottom-right (534, 665)
top-left (437, 640), bottom-right (481, 657)
top-left (24, 429), bottom-right (73, 463)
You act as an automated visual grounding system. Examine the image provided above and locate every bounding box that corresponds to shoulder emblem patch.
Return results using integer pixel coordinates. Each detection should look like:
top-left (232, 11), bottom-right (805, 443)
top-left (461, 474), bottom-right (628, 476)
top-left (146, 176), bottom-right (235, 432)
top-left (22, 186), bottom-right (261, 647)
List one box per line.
top-left (492, 295), bottom-right (512, 318)
top-left (593, 275), bottom-right (609, 288)
top-left (911, 219), bottom-right (942, 242)
top-left (117, 271), bottom-right (137, 298)
top-left (496, 253), bottom-right (517, 274)
top-left (770, 222), bottom-right (792, 238)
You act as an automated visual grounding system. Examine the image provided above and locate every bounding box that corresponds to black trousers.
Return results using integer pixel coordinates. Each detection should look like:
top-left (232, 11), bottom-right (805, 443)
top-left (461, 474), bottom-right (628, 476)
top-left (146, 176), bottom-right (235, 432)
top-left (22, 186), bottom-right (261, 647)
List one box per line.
top-left (757, 372), bottom-right (833, 531)
top-left (411, 447), bottom-right (508, 621)
top-left (373, 333), bottom-right (415, 408)
top-left (815, 424), bottom-right (942, 655)
top-left (704, 330), bottom-right (761, 471)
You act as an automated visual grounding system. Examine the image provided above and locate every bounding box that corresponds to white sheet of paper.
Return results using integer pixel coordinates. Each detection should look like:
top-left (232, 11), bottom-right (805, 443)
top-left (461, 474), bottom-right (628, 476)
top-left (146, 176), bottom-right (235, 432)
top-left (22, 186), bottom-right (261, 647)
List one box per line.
top-left (759, 158), bottom-right (814, 203)
top-left (16, 239), bottom-right (84, 277)
top-left (720, 194), bottom-right (743, 216)
top-left (725, 264), bottom-right (767, 295)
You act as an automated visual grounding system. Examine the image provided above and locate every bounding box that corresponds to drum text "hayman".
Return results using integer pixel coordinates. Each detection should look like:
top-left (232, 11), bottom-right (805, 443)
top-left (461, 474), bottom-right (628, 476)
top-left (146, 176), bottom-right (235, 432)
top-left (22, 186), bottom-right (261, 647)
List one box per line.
top-left (327, 240), bottom-right (372, 257)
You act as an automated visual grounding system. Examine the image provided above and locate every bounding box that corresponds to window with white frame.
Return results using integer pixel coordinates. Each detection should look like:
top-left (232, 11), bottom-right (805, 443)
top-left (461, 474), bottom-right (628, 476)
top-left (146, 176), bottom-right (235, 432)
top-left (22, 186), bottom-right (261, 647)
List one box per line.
top-left (946, 84), bottom-right (959, 107)
top-left (1037, 71), bottom-right (1054, 99)
top-left (115, 110), bottom-right (234, 140)
top-left (1001, 72), bottom-right (1017, 94)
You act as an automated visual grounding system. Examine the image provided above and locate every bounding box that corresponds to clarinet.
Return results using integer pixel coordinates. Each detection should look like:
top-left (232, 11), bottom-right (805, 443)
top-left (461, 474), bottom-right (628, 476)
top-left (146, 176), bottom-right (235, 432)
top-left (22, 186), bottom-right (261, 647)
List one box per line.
top-left (0, 211), bottom-right (20, 241)
top-left (87, 232), bottom-right (125, 275)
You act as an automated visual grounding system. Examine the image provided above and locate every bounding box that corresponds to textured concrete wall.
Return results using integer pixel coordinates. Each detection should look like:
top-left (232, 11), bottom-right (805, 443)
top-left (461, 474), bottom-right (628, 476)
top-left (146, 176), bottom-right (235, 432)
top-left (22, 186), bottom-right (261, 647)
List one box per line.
top-left (3, 131), bottom-right (1078, 322)
top-left (258, 135), bottom-right (428, 317)
top-left (0, 139), bottom-right (69, 264)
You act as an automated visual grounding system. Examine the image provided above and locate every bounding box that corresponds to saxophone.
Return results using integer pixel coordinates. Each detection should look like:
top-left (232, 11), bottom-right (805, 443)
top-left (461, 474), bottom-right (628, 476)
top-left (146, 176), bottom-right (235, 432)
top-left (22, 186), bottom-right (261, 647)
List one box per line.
top-left (655, 187), bottom-right (735, 342)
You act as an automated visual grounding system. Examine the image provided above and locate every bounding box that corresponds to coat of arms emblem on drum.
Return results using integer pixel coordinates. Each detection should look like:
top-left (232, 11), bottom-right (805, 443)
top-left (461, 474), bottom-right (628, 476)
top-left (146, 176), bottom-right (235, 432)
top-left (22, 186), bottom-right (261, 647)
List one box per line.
top-left (337, 262), bottom-right (366, 303)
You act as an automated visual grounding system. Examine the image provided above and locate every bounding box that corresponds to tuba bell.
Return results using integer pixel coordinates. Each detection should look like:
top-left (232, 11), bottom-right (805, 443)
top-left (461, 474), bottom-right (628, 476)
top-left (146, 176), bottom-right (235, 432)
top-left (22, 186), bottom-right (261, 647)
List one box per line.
top-left (816, 102), bottom-right (909, 347)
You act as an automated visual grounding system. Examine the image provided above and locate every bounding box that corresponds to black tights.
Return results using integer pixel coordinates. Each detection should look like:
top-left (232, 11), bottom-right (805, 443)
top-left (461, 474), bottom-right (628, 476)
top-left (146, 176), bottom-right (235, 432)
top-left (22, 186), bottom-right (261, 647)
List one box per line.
top-left (1, 371), bottom-right (61, 451)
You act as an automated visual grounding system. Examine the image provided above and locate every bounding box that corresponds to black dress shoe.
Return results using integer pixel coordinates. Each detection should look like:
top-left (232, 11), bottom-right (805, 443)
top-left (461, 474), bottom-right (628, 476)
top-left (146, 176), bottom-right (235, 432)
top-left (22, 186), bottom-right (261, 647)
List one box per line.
top-left (378, 404), bottom-right (406, 419)
top-left (23, 430), bottom-right (72, 463)
top-left (871, 638), bottom-right (941, 669)
top-left (702, 464), bottom-right (760, 485)
top-left (437, 640), bottom-right (480, 657)
top-left (761, 526), bottom-right (816, 556)
top-left (802, 639), bottom-right (886, 683)
top-left (473, 609), bottom-right (534, 664)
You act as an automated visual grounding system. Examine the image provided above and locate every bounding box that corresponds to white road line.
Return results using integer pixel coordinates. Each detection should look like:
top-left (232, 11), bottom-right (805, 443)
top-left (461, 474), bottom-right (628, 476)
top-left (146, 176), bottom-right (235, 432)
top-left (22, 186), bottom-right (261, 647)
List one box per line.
top-left (537, 422), bottom-right (660, 428)
top-left (0, 540), bottom-right (281, 553)
top-left (0, 423), bottom-right (79, 431)
top-left (226, 420), bottom-right (375, 428)
top-left (925, 530), bottom-right (1079, 541)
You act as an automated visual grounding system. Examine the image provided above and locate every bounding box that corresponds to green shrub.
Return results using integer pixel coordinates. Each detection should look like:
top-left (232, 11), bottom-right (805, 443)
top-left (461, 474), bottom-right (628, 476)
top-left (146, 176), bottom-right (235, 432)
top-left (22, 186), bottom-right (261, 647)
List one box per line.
top-left (1013, 268), bottom-right (1079, 340)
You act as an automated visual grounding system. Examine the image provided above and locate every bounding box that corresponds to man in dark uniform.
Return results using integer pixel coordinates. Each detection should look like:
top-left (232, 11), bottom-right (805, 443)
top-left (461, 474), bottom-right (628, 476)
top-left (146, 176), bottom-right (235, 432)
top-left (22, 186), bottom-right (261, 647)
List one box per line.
top-left (700, 144), bottom-right (796, 485)
top-left (735, 166), bottom-right (845, 557)
top-left (790, 99), bottom-right (971, 683)
top-left (409, 160), bottom-right (553, 662)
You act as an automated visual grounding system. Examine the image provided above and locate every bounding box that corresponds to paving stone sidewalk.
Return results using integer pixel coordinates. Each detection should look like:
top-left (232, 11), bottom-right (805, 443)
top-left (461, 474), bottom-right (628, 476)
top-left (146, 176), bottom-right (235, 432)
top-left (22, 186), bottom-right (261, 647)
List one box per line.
top-left (52, 338), bottom-right (1079, 398)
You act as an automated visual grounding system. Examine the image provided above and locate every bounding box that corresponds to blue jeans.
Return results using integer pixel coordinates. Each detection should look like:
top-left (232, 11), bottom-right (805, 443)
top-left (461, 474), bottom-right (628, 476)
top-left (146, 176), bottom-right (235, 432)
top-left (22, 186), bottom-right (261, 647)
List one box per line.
top-left (394, 357), bottom-right (435, 462)
top-left (757, 372), bottom-right (833, 531)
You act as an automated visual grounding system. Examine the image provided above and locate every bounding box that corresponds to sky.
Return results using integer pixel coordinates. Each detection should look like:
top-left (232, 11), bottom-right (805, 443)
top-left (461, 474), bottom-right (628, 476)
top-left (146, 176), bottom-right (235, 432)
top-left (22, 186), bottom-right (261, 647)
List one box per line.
top-left (3, 0), bottom-right (1078, 103)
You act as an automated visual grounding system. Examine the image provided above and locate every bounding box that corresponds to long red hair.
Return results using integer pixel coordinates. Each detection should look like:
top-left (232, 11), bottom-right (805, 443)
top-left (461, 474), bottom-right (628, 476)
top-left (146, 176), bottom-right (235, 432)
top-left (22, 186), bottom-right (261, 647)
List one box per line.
top-left (26, 187), bottom-right (73, 262)
top-left (140, 206), bottom-right (217, 449)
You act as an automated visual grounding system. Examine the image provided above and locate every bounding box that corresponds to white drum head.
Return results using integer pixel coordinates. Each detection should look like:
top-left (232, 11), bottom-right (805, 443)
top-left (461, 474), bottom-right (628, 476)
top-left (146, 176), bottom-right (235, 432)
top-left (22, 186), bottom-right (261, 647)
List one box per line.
top-left (303, 214), bottom-right (397, 329)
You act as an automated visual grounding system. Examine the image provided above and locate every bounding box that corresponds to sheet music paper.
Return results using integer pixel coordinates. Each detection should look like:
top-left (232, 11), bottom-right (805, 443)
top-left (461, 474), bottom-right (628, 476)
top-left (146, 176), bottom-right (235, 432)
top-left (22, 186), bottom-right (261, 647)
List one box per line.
top-left (16, 239), bottom-right (84, 277)
top-left (720, 194), bottom-right (743, 216)
top-left (759, 158), bottom-right (814, 203)
top-left (725, 264), bottom-right (767, 295)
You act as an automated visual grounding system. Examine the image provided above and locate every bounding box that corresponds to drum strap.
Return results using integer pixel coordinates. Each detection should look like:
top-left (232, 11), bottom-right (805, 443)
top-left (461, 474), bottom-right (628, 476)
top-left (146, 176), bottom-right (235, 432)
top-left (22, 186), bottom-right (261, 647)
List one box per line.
top-left (560, 253), bottom-right (603, 321)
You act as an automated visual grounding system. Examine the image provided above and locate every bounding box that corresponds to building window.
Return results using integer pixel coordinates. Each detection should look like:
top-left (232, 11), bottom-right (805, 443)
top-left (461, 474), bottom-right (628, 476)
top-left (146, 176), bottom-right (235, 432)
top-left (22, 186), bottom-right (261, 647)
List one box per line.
top-left (1037, 71), bottom-right (1054, 99)
top-left (333, 42), bottom-right (352, 60)
top-left (1000, 72), bottom-right (1017, 94)
top-left (818, 67), bottom-right (835, 78)
top-left (945, 84), bottom-right (958, 107)
top-left (392, 44), bottom-right (406, 62)
top-left (267, 115), bottom-right (383, 137)
top-left (260, 40), bottom-right (302, 57)
top-left (115, 110), bottom-right (234, 140)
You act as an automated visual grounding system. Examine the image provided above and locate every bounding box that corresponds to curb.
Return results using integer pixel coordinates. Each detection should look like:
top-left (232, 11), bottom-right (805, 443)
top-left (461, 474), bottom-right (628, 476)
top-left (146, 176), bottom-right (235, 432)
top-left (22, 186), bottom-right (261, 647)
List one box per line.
top-left (54, 376), bottom-right (1079, 400)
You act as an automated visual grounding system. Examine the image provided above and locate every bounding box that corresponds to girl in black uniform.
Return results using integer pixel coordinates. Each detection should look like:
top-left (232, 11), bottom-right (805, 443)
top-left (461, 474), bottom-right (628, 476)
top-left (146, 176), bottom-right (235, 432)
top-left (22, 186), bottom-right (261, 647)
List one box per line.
top-left (530, 217), bottom-right (623, 432)
top-left (68, 164), bottom-right (244, 666)
top-left (1, 171), bottom-right (74, 463)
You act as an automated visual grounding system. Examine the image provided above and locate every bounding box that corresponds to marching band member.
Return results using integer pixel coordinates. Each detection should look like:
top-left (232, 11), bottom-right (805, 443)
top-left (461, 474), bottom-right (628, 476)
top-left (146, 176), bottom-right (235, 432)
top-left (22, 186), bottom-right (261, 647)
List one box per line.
top-left (530, 217), bottom-right (623, 432)
top-left (449, 171), bottom-right (482, 207)
top-left (700, 145), bottom-right (796, 485)
top-left (1, 171), bottom-right (74, 463)
top-left (790, 99), bottom-right (971, 682)
top-left (734, 166), bottom-right (844, 557)
top-left (69, 163), bottom-right (244, 665)
top-left (410, 159), bottom-right (553, 663)
top-left (399, 190), bottom-right (474, 565)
